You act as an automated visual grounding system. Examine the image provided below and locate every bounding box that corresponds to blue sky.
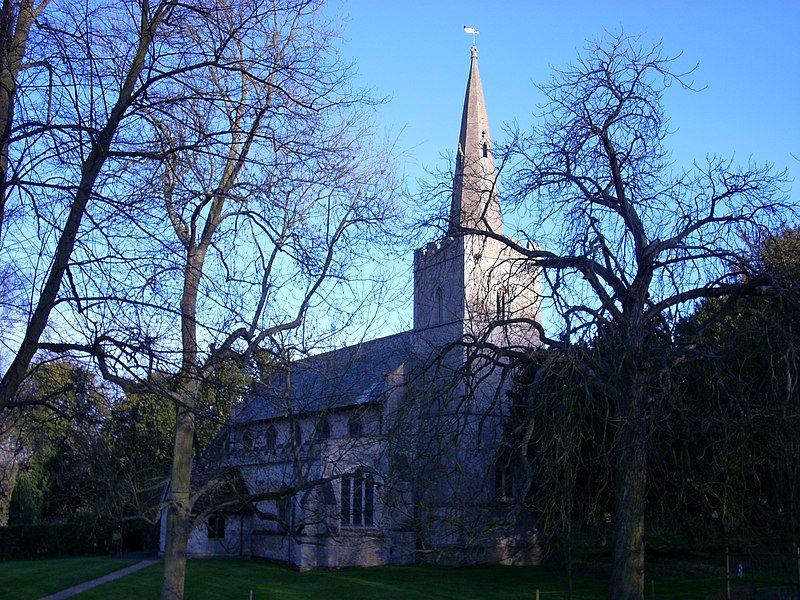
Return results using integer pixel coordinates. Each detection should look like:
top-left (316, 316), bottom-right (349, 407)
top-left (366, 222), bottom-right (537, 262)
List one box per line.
top-left (326, 0), bottom-right (798, 194)
top-left (319, 0), bottom-right (800, 336)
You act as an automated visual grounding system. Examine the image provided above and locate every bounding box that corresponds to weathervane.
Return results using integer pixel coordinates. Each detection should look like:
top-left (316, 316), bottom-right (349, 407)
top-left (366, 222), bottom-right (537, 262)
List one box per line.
top-left (463, 26), bottom-right (479, 47)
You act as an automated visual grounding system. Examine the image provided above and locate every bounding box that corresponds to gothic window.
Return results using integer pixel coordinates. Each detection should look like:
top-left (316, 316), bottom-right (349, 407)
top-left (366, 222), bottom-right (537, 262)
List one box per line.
top-left (264, 425), bottom-right (277, 451)
top-left (315, 417), bottom-right (331, 442)
top-left (496, 289), bottom-right (507, 321)
top-left (207, 515), bottom-right (225, 540)
top-left (292, 421), bottom-right (302, 446)
top-left (435, 287), bottom-right (444, 324)
top-left (277, 496), bottom-right (291, 532)
top-left (227, 431), bottom-right (239, 457)
top-left (243, 430), bottom-right (253, 451)
top-left (340, 470), bottom-right (375, 527)
top-left (494, 459), bottom-right (514, 500)
top-left (482, 141), bottom-right (488, 158)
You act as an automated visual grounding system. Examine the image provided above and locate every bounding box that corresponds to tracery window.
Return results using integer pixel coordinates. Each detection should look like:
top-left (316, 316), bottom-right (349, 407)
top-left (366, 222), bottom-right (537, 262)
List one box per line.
top-left (340, 470), bottom-right (375, 527)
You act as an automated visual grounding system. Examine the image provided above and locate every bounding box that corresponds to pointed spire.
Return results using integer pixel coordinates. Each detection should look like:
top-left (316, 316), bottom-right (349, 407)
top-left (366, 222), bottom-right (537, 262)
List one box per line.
top-left (449, 45), bottom-right (503, 235)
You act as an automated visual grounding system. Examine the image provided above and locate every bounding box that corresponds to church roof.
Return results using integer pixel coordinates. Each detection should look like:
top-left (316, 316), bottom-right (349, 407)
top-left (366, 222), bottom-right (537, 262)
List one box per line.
top-left (232, 330), bottom-right (413, 424)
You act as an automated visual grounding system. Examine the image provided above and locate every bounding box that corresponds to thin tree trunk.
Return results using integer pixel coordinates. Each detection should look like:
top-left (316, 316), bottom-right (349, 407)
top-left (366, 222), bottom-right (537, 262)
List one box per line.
top-left (610, 381), bottom-right (648, 600)
top-left (162, 252), bottom-right (205, 600)
top-left (161, 400), bottom-right (195, 600)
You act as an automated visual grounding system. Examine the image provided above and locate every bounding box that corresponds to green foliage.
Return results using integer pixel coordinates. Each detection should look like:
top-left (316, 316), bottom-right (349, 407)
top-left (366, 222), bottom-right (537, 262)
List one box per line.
top-left (4, 356), bottom-right (254, 528)
top-left (8, 475), bottom-right (41, 525)
top-left (0, 520), bottom-right (113, 559)
top-left (508, 347), bottom-right (614, 542)
top-left (652, 228), bottom-right (800, 543)
top-left (511, 228), bottom-right (800, 548)
top-left (9, 360), bottom-right (111, 522)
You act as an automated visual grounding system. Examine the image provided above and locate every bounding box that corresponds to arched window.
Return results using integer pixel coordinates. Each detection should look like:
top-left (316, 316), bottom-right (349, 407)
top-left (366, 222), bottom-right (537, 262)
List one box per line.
top-left (207, 515), bottom-right (225, 540)
top-left (494, 457), bottom-right (514, 500)
top-left (435, 287), bottom-right (444, 324)
top-left (243, 430), bottom-right (254, 451)
top-left (482, 141), bottom-right (488, 158)
top-left (227, 431), bottom-right (239, 457)
top-left (264, 426), bottom-right (277, 451)
top-left (276, 496), bottom-right (291, 532)
top-left (340, 470), bottom-right (375, 527)
top-left (496, 289), bottom-right (507, 321)
top-left (315, 418), bottom-right (331, 442)
top-left (292, 421), bottom-right (302, 446)
top-left (348, 415), bottom-right (363, 438)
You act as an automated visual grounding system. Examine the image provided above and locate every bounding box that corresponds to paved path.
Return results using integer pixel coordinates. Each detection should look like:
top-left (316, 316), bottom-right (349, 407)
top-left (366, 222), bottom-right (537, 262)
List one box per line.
top-left (39, 559), bottom-right (159, 599)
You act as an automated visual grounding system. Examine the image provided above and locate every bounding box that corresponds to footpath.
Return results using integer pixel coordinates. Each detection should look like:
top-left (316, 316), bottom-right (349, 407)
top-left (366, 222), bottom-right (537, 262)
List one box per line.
top-left (39, 559), bottom-right (159, 599)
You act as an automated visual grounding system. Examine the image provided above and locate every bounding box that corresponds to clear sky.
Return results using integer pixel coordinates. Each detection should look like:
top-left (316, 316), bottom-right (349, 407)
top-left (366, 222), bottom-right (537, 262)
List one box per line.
top-left (325, 0), bottom-right (798, 195)
top-left (319, 0), bottom-right (800, 336)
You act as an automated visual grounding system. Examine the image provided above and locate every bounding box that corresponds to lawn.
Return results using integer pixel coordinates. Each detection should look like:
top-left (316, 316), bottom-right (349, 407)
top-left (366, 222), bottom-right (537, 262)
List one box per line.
top-left (0, 555), bottom-right (751, 599)
top-left (0, 555), bottom-right (139, 600)
top-left (78, 559), bottom-right (608, 600)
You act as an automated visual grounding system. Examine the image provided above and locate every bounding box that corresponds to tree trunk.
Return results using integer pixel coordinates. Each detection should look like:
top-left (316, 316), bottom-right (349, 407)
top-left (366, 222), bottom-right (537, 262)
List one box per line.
top-left (161, 402), bottom-right (195, 600)
top-left (161, 252), bottom-right (205, 600)
top-left (610, 378), bottom-right (649, 600)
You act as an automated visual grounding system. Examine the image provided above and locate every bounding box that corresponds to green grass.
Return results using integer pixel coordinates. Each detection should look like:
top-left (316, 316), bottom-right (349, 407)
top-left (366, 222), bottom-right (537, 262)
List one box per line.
top-left (79, 559), bottom-right (607, 600)
top-left (0, 555), bottom-right (779, 599)
top-left (0, 555), bottom-right (138, 600)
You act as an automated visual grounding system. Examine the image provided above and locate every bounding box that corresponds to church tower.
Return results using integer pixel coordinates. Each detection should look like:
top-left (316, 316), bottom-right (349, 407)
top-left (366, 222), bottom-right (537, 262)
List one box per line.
top-left (413, 44), bottom-right (537, 349)
top-left (410, 43), bottom-right (541, 565)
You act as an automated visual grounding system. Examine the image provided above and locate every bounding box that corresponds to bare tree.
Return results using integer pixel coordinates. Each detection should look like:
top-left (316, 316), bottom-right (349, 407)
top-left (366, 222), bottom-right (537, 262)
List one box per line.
top-left (1, 0), bottom-right (286, 412)
top-left (452, 34), bottom-right (789, 599)
top-left (0, 0), bottom-right (48, 240)
top-left (38, 1), bottom-right (398, 597)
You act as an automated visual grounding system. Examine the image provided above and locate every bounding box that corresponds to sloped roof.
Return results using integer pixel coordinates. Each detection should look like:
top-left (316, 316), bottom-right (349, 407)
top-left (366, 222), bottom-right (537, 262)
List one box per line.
top-left (232, 330), bottom-right (414, 424)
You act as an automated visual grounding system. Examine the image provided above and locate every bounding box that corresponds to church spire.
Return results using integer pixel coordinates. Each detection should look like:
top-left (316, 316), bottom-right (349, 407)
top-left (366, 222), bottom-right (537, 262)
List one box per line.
top-left (449, 45), bottom-right (503, 235)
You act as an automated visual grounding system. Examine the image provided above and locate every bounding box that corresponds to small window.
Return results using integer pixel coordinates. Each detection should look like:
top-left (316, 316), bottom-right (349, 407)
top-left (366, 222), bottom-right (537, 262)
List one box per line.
top-left (291, 421), bottom-right (302, 446)
top-left (264, 426), bottom-right (277, 451)
top-left (482, 142), bottom-right (488, 158)
top-left (277, 496), bottom-right (291, 531)
top-left (207, 515), bottom-right (225, 540)
top-left (227, 432), bottom-right (239, 457)
top-left (348, 415), bottom-right (363, 438)
top-left (341, 471), bottom-right (375, 527)
top-left (496, 290), bottom-right (507, 321)
top-left (494, 460), bottom-right (513, 500)
top-left (243, 430), bottom-right (253, 450)
top-left (315, 418), bottom-right (331, 442)
top-left (435, 287), bottom-right (444, 324)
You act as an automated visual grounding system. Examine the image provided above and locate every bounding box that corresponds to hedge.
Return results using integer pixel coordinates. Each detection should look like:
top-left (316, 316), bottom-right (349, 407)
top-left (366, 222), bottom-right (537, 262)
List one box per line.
top-left (0, 519), bottom-right (158, 559)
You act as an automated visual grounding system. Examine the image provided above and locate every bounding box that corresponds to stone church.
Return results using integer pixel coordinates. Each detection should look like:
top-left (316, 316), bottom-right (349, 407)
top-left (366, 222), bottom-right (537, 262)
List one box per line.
top-left (160, 45), bottom-right (541, 569)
